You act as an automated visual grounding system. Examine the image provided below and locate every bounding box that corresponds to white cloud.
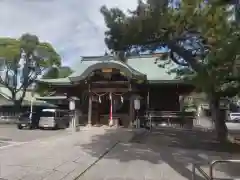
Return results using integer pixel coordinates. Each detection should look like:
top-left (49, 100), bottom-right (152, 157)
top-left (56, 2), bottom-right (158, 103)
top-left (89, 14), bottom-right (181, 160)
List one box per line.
top-left (0, 0), bottom-right (137, 67)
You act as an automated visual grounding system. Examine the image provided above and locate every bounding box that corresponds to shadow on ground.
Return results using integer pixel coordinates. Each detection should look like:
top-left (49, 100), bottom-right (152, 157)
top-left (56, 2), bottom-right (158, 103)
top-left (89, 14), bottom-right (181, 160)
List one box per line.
top-left (79, 127), bottom-right (240, 180)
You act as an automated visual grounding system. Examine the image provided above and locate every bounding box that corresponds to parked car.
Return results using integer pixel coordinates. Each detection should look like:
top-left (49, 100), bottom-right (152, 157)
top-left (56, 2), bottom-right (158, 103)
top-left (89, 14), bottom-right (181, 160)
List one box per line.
top-left (38, 109), bottom-right (70, 130)
top-left (17, 112), bottom-right (40, 129)
top-left (228, 112), bottom-right (240, 123)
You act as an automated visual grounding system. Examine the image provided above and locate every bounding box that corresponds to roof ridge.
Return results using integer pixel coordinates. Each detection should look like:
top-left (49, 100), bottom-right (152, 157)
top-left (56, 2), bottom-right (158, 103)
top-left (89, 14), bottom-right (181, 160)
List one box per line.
top-left (128, 52), bottom-right (168, 59)
top-left (81, 56), bottom-right (114, 61)
top-left (81, 56), bottom-right (145, 76)
top-left (81, 52), bottom-right (168, 61)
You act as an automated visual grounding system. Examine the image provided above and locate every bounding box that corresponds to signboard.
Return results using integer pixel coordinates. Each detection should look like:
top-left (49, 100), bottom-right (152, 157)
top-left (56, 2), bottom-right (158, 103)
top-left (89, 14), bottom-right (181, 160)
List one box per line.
top-left (102, 68), bottom-right (112, 73)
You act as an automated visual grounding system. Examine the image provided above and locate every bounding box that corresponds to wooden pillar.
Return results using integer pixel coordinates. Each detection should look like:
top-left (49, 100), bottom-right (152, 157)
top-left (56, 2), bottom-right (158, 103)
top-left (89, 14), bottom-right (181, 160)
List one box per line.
top-left (129, 96), bottom-right (134, 127)
top-left (88, 84), bottom-right (92, 126)
top-left (129, 83), bottom-right (135, 127)
top-left (147, 89), bottom-right (150, 109)
top-left (128, 83), bottom-right (133, 127)
top-left (109, 92), bottom-right (113, 126)
top-left (88, 95), bottom-right (92, 125)
top-left (176, 84), bottom-right (180, 111)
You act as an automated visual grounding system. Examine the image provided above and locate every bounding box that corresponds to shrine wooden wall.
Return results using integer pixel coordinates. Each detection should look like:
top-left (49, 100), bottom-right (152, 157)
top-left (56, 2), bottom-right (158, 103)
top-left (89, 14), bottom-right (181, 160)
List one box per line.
top-left (148, 85), bottom-right (181, 111)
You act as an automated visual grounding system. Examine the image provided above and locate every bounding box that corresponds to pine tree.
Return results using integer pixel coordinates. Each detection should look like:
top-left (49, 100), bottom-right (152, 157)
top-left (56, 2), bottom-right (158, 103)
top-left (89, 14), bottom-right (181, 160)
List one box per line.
top-left (100, 0), bottom-right (240, 142)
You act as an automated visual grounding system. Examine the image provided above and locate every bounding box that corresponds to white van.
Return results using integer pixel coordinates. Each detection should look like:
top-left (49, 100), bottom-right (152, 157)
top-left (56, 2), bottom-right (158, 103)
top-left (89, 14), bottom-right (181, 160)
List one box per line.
top-left (39, 109), bottom-right (70, 129)
top-left (228, 112), bottom-right (240, 123)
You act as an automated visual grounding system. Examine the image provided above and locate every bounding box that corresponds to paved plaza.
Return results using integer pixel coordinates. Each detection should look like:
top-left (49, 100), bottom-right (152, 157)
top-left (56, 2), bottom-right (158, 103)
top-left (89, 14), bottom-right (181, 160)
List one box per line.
top-left (79, 127), bottom-right (240, 180)
top-left (0, 124), bottom-right (239, 180)
top-left (0, 124), bottom-right (69, 150)
top-left (195, 117), bottom-right (240, 142)
top-left (0, 124), bottom-right (68, 142)
top-left (0, 126), bottom-right (139, 180)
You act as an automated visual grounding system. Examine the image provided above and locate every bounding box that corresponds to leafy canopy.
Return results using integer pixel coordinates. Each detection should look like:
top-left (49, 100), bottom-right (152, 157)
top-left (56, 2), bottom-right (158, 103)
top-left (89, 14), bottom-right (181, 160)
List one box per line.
top-left (0, 33), bottom-right (61, 104)
top-left (101, 0), bottom-right (240, 97)
top-left (0, 34), bottom-right (61, 67)
top-left (36, 66), bottom-right (73, 96)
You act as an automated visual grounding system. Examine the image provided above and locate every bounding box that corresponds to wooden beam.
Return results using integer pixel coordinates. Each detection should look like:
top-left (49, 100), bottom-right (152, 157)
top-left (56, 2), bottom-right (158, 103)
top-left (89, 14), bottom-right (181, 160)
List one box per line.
top-left (91, 88), bottom-right (128, 92)
top-left (91, 81), bottom-right (129, 85)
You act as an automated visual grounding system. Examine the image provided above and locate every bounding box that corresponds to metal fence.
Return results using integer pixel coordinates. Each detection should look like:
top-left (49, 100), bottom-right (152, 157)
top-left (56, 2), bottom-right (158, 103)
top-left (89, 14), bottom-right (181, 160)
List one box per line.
top-left (192, 159), bottom-right (240, 180)
top-left (145, 111), bottom-right (195, 131)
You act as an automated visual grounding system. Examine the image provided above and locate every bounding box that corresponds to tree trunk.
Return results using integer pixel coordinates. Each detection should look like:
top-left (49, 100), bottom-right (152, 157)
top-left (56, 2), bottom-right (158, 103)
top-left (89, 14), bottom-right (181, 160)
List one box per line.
top-left (210, 94), bottom-right (228, 142)
top-left (13, 99), bottom-right (23, 116)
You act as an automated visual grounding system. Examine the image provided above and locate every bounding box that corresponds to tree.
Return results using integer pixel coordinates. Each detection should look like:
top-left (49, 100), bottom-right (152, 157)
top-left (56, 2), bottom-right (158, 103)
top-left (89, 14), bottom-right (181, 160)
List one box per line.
top-left (100, 0), bottom-right (240, 142)
top-left (36, 66), bottom-right (73, 95)
top-left (0, 33), bottom-right (61, 108)
top-left (42, 66), bottom-right (72, 79)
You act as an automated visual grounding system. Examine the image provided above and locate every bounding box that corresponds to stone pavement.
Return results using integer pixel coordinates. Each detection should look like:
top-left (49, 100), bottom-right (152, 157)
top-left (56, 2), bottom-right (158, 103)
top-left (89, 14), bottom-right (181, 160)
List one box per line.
top-left (195, 117), bottom-right (240, 145)
top-left (77, 127), bottom-right (240, 180)
top-left (0, 127), bottom-right (139, 180)
top-left (0, 124), bottom-right (68, 142)
top-left (79, 143), bottom-right (240, 180)
top-left (0, 126), bottom-right (239, 180)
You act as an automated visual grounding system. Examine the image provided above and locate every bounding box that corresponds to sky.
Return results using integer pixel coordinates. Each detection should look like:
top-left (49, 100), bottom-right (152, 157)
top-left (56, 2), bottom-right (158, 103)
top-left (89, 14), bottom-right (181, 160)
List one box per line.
top-left (0, 0), bottom-right (138, 67)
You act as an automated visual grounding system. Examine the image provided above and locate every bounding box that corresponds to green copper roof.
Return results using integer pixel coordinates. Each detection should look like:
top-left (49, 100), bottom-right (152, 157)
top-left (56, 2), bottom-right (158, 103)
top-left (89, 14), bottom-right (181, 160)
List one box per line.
top-left (37, 54), bottom-right (181, 85)
top-left (0, 86), bottom-right (56, 107)
top-left (36, 95), bottom-right (80, 101)
top-left (21, 100), bottom-right (57, 107)
top-left (69, 57), bottom-right (146, 82)
top-left (37, 96), bottom-right (67, 100)
top-left (127, 55), bottom-right (178, 81)
top-left (0, 86), bottom-right (37, 101)
top-left (37, 77), bottom-right (71, 85)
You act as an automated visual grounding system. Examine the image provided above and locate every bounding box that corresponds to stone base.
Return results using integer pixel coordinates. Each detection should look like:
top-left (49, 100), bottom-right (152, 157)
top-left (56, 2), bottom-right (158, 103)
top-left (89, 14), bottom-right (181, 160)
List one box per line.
top-left (86, 123), bottom-right (92, 127)
top-left (109, 118), bottom-right (119, 127)
top-left (75, 126), bottom-right (80, 132)
top-left (109, 119), bottom-right (114, 127)
top-left (93, 124), bottom-right (102, 127)
top-left (66, 126), bottom-right (79, 132)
